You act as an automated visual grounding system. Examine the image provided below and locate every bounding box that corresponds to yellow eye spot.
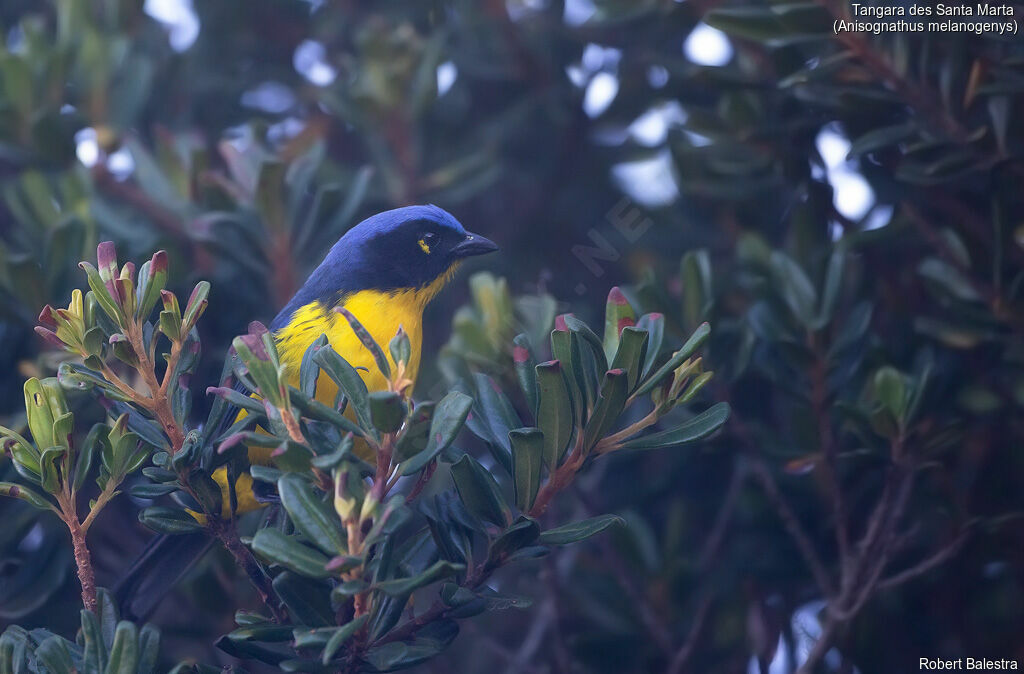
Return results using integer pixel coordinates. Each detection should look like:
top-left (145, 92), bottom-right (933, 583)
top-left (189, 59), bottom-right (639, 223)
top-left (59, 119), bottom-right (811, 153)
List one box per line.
top-left (418, 238), bottom-right (432, 254)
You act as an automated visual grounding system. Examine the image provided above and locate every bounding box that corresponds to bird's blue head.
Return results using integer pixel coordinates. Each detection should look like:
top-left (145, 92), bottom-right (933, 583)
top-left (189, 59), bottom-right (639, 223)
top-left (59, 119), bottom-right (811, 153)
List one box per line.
top-left (274, 205), bottom-right (497, 327)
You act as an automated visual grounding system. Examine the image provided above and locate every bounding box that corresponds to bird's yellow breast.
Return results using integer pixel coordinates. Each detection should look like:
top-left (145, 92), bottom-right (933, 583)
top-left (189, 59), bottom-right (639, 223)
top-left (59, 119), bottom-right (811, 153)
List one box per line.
top-left (276, 288), bottom-right (427, 399)
top-left (223, 270), bottom-right (457, 491)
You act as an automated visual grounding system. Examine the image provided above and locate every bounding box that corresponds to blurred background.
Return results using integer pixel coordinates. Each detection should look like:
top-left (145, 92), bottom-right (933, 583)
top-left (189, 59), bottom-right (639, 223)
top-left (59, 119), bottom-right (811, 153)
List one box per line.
top-left (1, 0), bottom-right (1023, 672)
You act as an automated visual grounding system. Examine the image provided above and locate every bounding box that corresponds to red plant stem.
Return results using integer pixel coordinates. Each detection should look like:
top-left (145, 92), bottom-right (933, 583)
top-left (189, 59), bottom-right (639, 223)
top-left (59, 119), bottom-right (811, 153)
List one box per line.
top-left (209, 518), bottom-right (288, 623)
top-left (64, 508), bottom-right (97, 613)
top-left (528, 447), bottom-right (585, 519)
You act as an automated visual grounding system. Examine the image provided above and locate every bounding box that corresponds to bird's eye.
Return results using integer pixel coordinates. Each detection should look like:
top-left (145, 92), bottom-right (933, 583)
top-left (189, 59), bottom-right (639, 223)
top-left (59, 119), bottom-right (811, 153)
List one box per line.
top-left (418, 232), bottom-right (438, 254)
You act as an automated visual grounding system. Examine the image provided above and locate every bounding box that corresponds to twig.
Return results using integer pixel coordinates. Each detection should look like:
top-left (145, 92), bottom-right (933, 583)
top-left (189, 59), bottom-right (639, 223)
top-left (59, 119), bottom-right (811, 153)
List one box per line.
top-left (903, 204), bottom-right (1024, 332)
top-left (796, 613), bottom-right (839, 674)
top-left (808, 338), bottom-right (850, 570)
top-left (749, 457), bottom-right (835, 598)
top-left (666, 592), bottom-right (715, 674)
top-left (876, 529), bottom-right (970, 591)
top-left (66, 511), bottom-right (98, 613)
top-left (697, 461), bottom-right (746, 569)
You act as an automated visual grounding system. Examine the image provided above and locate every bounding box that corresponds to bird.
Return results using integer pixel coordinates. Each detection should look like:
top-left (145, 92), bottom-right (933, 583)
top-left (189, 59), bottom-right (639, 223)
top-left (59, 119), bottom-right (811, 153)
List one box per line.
top-left (115, 204), bottom-right (497, 620)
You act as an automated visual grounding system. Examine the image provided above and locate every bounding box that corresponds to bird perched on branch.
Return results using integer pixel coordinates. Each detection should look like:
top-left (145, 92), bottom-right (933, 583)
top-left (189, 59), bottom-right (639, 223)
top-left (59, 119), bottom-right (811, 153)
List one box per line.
top-left (116, 204), bottom-right (497, 620)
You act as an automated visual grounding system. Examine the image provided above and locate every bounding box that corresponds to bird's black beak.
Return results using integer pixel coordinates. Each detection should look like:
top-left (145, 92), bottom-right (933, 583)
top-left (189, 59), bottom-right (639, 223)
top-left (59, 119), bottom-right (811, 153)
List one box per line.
top-left (452, 232), bottom-right (499, 258)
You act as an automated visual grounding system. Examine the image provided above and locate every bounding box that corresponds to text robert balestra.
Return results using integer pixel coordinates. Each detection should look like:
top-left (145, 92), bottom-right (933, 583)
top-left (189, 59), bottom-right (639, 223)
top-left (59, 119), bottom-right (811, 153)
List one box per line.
top-left (921, 658), bottom-right (1019, 670)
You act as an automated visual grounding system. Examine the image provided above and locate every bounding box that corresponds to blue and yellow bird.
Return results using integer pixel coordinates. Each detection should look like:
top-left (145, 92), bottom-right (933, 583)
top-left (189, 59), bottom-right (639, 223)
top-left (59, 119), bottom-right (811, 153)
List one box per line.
top-left (117, 205), bottom-right (497, 619)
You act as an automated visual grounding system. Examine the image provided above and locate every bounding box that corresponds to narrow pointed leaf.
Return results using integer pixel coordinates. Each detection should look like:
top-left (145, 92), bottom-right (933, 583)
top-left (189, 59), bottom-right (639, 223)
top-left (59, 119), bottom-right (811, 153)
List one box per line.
top-left (610, 327), bottom-right (649, 392)
top-left (450, 454), bottom-right (511, 527)
top-left (603, 287), bottom-right (636, 363)
top-left (539, 514), bottom-right (625, 544)
top-left (634, 322), bottom-right (711, 397)
top-left (512, 334), bottom-right (538, 417)
top-left (105, 621), bottom-right (139, 674)
top-left (510, 428), bottom-right (544, 511)
top-left (0, 482), bottom-right (53, 510)
top-left (584, 369), bottom-right (629, 450)
top-left (322, 615), bottom-right (369, 664)
top-left (336, 307), bottom-right (390, 378)
top-left (401, 391), bottom-right (472, 475)
top-left (618, 402), bottom-right (730, 451)
top-left (278, 473), bottom-right (345, 556)
top-left (373, 560), bottom-right (465, 596)
top-left (635, 313), bottom-right (665, 377)
top-left (536, 361), bottom-right (573, 469)
top-left (314, 345), bottom-right (374, 436)
top-left (251, 528), bottom-right (331, 578)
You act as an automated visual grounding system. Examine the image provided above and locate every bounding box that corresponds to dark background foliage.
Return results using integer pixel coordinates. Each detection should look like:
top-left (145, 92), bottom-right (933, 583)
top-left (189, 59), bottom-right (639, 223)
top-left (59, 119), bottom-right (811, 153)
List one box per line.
top-left (2, 0), bottom-right (1023, 671)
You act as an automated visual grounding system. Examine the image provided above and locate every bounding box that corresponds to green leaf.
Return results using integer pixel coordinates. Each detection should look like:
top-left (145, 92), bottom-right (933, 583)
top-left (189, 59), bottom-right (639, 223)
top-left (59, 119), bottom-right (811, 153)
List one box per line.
top-left (874, 366), bottom-right (908, 422)
top-left (79, 262), bottom-right (125, 328)
top-left (705, 3), bottom-right (829, 46)
top-left (535, 361), bottom-right (574, 470)
top-left (681, 250), bottom-right (712, 331)
top-left (321, 615), bottom-right (369, 664)
top-left (816, 248), bottom-right (846, 327)
top-left (368, 391), bottom-right (407, 433)
top-left (770, 251), bottom-right (818, 325)
top-left (917, 258), bottom-right (981, 302)
top-left (278, 474), bottom-right (346, 556)
top-left (182, 281), bottom-right (210, 332)
top-left (393, 401), bottom-right (435, 463)
top-left (471, 373), bottom-right (521, 454)
top-left (847, 122), bottom-right (918, 158)
top-left (24, 377), bottom-right (57, 453)
top-left (314, 345), bottom-right (374, 436)
top-left (136, 252), bottom-right (167, 320)
top-left (39, 446), bottom-right (66, 495)
top-left (539, 514), bottom-right (625, 544)
top-left (81, 609), bottom-right (107, 673)
top-left (512, 334), bottom-right (538, 417)
top-left (0, 426), bottom-right (40, 479)
top-left (158, 310), bottom-right (180, 342)
top-left (551, 328), bottom-right (585, 427)
top-left (374, 560), bottom-right (465, 596)
top-left (634, 322), bottom-right (711, 397)
top-left (272, 572), bottom-right (334, 627)
top-left (389, 328), bottom-right (411, 369)
top-left (57, 362), bottom-right (132, 402)
top-left (488, 517), bottom-right (540, 564)
top-left (299, 335), bottom-right (328, 398)
top-left (618, 402), bottom-right (730, 451)
top-left (138, 506), bottom-right (204, 534)
top-left (0, 482), bottom-right (53, 510)
top-left (105, 621), bottom-right (139, 674)
top-left (251, 528), bottom-right (330, 578)
top-left (401, 391), bottom-right (472, 475)
top-left (584, 369), bottom-right (629, 450)
top-left (635, 313), bottom-right (665, 378)
top-left (35, 636), bottom-right (74, 674)
top-left (564, 315), bottom-right (610, 379)
top-left (603, 287), bottom-right (637, 363)
top-left (289, 388), bottom-right (364, 437)
top-left (610, 327), bottom-right (649, 392)
top-left (450, 454), bottom-right (512, 527)
top-left (336, 306), bottom-right (391, 378)
top-left (73, 423), bottom-right (106, 492)
top-left (510, 428), bottom-right (544, 511)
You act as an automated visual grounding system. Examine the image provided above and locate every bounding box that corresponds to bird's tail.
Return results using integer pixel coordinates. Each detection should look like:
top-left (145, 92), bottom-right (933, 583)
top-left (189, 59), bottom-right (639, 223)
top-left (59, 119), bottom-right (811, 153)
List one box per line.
top-left (114, 531), bottom-right (214, 622)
